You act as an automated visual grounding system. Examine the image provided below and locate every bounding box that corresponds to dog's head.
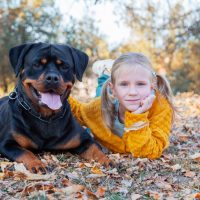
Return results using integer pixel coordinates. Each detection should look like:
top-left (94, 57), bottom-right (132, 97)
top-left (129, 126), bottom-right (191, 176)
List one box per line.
top-left (9, 42), bottom-right (88, 114)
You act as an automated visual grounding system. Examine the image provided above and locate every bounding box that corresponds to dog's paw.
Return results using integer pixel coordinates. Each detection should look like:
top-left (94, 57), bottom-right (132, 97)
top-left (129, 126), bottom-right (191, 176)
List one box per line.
top-left (24, 159), bottom-right (49, 174)
top-left (15, 151), bottom-right (51, 174)
top-left (80, 144), bottom-right (115, 168)
top-left (98, 156), bottom-right (115, 168)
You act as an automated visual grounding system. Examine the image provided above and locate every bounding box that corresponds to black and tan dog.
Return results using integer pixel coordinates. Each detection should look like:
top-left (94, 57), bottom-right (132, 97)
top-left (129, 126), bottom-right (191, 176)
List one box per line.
top-left (0, 42), bottom-right (111, 174)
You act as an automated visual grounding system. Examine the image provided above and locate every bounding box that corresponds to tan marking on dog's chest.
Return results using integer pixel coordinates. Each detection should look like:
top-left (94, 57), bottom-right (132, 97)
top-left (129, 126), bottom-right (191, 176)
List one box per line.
top-left (56, 134), bottom-right (81, 149)
top-left (12, 132), bottom-right (38, 149)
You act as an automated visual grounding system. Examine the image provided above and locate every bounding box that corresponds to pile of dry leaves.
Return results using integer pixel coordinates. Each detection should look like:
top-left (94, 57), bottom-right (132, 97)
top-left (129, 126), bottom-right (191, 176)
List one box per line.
top-left (0, 79), bottom-right (199, 199)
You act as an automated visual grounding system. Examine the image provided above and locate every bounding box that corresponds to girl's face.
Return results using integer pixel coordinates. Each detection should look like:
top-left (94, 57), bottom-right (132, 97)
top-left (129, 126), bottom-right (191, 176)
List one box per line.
top-left (110, 64), bottom-right (152, 114)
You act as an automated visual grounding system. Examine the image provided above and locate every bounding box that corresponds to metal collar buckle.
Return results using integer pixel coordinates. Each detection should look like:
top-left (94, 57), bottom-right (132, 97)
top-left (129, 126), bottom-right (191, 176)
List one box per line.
top-left (9, 90), bottom-right (17, 100)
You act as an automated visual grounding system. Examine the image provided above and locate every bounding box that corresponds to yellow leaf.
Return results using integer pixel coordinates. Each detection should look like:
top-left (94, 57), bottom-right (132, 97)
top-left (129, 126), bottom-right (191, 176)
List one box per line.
top-left (91, 166), bottom-right (104, 175)
top-left (0, 172), bottom-right (5, 180)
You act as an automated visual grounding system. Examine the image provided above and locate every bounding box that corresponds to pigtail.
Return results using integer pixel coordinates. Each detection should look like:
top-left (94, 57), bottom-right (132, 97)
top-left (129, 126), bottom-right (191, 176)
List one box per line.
top-left (156, 74), bottom-right (176, 121)
top-left (101, 79), bottom-right (115, 131)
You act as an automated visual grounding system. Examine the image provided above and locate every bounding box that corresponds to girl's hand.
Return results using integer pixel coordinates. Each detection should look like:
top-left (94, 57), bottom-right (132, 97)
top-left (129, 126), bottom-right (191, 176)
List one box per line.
top-left (133, 94), bottom-right (156, 114)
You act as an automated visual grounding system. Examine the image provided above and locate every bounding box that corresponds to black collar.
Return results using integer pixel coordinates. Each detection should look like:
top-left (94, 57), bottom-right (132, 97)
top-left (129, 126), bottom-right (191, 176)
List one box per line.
top-left (9, 87), bottom-right (68, 123)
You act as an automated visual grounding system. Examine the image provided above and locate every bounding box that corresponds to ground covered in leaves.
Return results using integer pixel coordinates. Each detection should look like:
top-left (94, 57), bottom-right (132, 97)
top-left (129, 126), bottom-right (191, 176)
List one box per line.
top-left (0, 91), bottom-right (199, 199)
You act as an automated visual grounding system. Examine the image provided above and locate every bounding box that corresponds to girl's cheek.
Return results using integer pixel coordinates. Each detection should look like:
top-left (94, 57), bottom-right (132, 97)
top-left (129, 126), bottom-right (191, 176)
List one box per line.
top-left (141, 91), bottom-right (151, 99)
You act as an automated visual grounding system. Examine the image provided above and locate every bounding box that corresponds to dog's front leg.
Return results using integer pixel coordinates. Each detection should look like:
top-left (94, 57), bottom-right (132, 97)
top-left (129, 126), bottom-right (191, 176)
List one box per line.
top-left (1, 142), bottom-right (48, 174)
top-left (80, 143), bottom-right (113, 167)
top-left (15, 149), bottom-right (48, 174)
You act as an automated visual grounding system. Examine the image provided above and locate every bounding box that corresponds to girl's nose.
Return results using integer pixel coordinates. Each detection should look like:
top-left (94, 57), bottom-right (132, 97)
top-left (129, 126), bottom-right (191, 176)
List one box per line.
top-left (128, 86), bottom-right (138, 95)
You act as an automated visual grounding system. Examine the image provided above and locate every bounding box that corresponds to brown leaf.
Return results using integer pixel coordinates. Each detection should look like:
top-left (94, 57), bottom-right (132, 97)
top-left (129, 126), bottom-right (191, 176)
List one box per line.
top-left (96, 186), bottom-right (106, 198)
top-left (184, 171), bottom-right (196, 177)
top-left (190, 152), bottom-right (200, 161)
top-left (195, 193), bottom-right (200, 199)
top-left (62, 185), bottom-right (85, 195)
top-left (178, 135), bottom-right (189, 142)
top-left (21, 183), bottom-right (54, 196)
top-left (85, 188), bottom-right (98, 199)
top-left (61, 178), bottom-right (71, 187)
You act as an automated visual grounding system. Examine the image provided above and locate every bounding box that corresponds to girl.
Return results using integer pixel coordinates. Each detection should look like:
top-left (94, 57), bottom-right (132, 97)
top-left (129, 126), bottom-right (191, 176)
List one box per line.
top-left (69, 52), bottom-right (175, 159)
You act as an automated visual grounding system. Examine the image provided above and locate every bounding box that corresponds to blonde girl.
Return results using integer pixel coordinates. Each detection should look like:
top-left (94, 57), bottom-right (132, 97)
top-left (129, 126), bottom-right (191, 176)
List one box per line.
top-left (69, 52), bottom-right (175, 159)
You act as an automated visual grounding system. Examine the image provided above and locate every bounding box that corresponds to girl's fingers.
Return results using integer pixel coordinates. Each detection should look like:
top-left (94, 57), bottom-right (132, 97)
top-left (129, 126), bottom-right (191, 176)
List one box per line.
top-left (134, 95), bottom-right (155, 114)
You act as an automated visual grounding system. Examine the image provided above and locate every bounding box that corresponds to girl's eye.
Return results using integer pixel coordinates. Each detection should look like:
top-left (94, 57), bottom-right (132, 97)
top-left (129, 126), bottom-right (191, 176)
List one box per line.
top-left (137, 82), bottom-right (146, 86)
top-left (119, 82), bottom-right (128, 86)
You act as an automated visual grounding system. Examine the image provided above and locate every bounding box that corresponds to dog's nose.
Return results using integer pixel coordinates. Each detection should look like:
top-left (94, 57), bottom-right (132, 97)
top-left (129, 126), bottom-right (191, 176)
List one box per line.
top-left (45, 73), bottom-right (59, 84)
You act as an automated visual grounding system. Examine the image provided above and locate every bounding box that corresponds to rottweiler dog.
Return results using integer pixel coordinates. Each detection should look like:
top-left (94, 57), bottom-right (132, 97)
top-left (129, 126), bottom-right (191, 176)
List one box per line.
top-left (0, 42), bottom-right (111, 174)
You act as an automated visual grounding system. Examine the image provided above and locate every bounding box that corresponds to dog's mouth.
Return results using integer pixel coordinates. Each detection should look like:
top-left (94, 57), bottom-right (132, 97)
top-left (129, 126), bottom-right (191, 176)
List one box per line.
top-left (30, 86), bottom-right (63, 110)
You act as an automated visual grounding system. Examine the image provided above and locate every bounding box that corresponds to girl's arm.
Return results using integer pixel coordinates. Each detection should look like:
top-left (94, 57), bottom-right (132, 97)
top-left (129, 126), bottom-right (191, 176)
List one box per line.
top-left (123, 95), bottom-right (173, 159)
top-left (68, 96), bottom-right (87, 126)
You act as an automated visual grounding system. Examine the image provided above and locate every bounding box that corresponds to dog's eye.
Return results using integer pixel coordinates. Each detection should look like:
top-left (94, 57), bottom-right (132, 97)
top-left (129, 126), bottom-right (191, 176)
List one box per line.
top-left (33, 63), bottom-right (41, 68)
top-left (60, 65), bottom-right (69, 71)
top-left (41, 58), bottom-right (47, 65)
top-left (56, 59), bottom-right (63, 65)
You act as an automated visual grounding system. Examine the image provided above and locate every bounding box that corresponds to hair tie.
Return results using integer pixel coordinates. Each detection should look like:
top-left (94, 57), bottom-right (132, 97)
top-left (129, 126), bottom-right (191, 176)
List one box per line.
top-left (152, 71), bottom-right (157, 77)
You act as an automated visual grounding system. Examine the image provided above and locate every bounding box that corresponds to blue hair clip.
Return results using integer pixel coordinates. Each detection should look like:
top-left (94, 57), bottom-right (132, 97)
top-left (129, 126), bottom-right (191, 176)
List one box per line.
top-left (151, 90), bottom-right (155, 95)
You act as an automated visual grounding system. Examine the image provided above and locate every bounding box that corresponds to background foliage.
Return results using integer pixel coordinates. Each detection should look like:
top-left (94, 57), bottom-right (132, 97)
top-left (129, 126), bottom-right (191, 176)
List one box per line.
top-left (0, 0), bottom-right (199, 94)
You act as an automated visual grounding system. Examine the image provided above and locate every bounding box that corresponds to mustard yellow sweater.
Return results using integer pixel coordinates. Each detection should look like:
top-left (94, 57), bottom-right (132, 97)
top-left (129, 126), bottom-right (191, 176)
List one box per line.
top-left (68, 94), bottom-right (172, 159)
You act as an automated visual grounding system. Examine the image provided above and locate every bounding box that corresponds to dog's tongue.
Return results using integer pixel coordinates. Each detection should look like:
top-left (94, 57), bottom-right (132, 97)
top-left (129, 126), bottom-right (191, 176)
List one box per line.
top-left (40, 92), bottom-right (62, 110)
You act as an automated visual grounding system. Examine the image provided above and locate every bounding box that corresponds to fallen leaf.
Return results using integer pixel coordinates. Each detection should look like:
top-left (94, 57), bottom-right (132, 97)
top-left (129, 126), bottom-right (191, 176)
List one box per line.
top-left (121, 179), bottom-right (132, 187)
top-left (14, 163), bottom-right (55, 180)
top-left (195, 193), bottom-right (200, 199)
top-left (0, 172), bottom-right (5, 180)
top-left (62, 185), bottom-right (85, 195)
top-left (61, 178), bottom-right (71, 187)
top-left (66, 171), bottom-right (79, 179)
top-left (190, 152), bottom-right (200, 161)
top-left (184, 171), bottom-right (196, 177)
top-left (171, 164), bottom-right (181, 171)
top-left (178, 135), bottom-right (189, 142)
top-left (86, 174), bottom-right (106, 178)
top-left (96, 186), bottom-right (106, 198)
top-left (131, 193), bottom-right (141, 200)
top-left (91, 166), bottom-right (104, 175)
top-left (85, 188), bottom-right (98, 199)
top-left (78, 162), bottom-right (85, 168)
top-left (83, 163), bottom-right (93, 167)
top-left (0, 162), bottom-right (13, 172)
top-left (155, 181), bottom-right (172, 190)
top-left (21, 183), bottom-right (54, 196)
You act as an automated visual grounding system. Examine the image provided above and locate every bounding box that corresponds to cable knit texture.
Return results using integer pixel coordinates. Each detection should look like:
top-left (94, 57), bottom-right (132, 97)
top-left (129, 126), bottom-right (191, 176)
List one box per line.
top-left (68, 93), bottom-right (172, 159)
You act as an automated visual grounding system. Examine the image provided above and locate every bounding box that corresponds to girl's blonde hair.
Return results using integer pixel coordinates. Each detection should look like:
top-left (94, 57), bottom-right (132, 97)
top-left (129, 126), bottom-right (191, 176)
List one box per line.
top-left (101, 52), bottom-right (175, 130)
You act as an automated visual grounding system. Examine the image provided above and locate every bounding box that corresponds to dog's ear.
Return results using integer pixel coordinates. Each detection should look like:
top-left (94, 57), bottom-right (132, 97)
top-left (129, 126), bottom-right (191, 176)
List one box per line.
top-left (70, 47), bottom-right (89, 81)
top-left (9, 43), bottom-right (34, 77)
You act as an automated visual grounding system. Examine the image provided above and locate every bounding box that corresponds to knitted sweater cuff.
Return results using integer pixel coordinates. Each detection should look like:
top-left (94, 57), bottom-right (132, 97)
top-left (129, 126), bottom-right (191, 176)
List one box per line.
top-left (124, 111), bottom-right (149, 128)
